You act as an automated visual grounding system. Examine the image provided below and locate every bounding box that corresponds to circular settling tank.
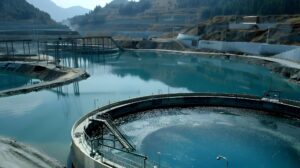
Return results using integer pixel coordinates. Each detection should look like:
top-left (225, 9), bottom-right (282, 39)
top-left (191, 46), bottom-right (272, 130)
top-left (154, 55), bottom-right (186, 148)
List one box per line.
top-left (71, 94), bottom-right (300, 168)
top-left (118, 107), bottom-right (300, 168)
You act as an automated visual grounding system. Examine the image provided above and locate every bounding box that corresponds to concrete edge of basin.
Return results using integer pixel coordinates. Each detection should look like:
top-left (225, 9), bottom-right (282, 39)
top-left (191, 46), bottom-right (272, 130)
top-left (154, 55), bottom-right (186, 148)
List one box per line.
top-left (70, 93), bottom-right (300, 168)
top-left (0, 62), bottom-right (90, 97)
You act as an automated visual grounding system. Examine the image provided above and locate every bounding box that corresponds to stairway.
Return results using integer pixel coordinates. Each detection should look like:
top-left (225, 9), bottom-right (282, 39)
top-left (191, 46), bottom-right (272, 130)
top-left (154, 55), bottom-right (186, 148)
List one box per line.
top-left (90, 118), bottom-right (135, 152)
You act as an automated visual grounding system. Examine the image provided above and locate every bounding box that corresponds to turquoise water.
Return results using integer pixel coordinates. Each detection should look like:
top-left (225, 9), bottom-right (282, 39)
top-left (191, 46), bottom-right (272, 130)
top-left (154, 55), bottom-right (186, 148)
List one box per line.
top-left (0, 51), bottom-right (299, 165)
top-left (121, 108), bottom-right (300, 168)
top-left (0, 71), bottom-right (41, 91)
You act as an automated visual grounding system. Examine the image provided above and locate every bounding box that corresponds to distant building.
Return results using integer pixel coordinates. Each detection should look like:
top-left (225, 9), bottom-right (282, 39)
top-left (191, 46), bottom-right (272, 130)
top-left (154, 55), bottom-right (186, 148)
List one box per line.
top-left (229, 16), bottom-right (276, 30)
top-left (242, 16), bottom-right (260, 24)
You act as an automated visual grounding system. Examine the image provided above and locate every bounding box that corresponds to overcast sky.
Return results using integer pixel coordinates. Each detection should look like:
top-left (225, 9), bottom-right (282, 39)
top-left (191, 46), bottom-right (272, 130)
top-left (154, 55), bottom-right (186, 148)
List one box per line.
top-left (51, 0), bottom-right (113, 9)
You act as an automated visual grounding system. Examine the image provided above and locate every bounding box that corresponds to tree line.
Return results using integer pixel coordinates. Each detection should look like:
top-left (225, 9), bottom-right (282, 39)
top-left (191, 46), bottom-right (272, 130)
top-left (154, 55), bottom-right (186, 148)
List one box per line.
top-left (70, 0), bottom-right (300, 28)
top-left (176, 0), bottom-right (300, 18)
top-left (118, 0), bottom-right (151, 16)
top-left (0, 0), bottom-right (55, 24)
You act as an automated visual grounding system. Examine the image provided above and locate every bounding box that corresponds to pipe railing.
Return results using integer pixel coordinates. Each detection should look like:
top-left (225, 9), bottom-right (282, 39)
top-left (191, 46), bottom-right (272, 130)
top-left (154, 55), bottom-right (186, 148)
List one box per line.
top-left (83, 125), bottom-right (150, 168)
top-left (98, 114), bottom-right (136, 150)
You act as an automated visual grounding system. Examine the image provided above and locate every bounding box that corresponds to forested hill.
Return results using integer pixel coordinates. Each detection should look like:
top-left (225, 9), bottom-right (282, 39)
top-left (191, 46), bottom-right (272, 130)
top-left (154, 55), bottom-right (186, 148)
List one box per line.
top-left (73, 0), bottom-right (300, 20)
top-left (0, 0), bottom-right (56, 24)
top-left (179, 0), bottom-right (300, 18)
top-left (69, 0), bottom-right (300, 36)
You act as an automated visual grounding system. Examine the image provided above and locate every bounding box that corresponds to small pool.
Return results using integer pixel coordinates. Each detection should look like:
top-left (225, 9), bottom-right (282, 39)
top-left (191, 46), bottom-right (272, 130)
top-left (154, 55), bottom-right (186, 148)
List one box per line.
top-left (120, 107), bottom-right (300, 168)
top-left (0, 71), bottom-right (41, 91)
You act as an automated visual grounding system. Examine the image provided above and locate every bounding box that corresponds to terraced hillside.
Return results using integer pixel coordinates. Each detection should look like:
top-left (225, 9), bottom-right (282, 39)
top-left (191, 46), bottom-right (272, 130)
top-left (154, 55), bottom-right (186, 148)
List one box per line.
top-left (70, 0), bottom-right (300, 39)
top-left (69, 0), bottom-right (201, 37)
top-left (184, 15), bottom-right (300, 45)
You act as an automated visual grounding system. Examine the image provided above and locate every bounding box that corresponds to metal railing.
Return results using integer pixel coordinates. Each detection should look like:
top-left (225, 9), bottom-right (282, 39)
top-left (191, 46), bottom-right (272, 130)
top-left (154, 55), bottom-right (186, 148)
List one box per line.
top-left (83, 129), bottom-right (148, 168)
top-left (98, 114), bottom-right (136, 150)
top-left (89, 117), bottom-right (135, 152)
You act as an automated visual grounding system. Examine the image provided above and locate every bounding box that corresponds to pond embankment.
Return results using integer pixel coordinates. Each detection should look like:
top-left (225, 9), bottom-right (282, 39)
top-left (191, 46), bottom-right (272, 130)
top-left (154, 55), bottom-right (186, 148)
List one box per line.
top-left (0, 55), bottom-right (54, 62)
top-left (0, 62), bottom-right (89, 97)
top-left (0, 137), bottom-right (63, 168)
top-left (123, 44), bottom-right (300, 85)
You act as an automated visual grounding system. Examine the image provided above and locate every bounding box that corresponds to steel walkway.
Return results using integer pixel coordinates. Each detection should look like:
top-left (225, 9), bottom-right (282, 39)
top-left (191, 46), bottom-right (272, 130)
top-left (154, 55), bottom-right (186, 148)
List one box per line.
top-left (90, 118), bottom-right (135, 152)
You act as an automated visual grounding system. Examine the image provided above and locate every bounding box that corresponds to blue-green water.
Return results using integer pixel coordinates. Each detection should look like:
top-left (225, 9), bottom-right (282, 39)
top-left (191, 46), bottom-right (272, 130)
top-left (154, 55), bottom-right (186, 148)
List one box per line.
top-left (0, 51), bottom-right (299, 165)
top-left (0, 71), bottom-right (41, 91)
top-left (120, 108), bottom-right (299, 168)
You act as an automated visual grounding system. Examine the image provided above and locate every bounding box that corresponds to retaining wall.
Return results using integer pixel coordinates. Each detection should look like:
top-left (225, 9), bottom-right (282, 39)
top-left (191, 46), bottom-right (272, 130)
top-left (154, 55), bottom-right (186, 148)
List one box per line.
top-left (274, 48), bottom-right (300, 62)
top-left (176, 33), bottom-right (299, 56)
top-left (198, 40), bottom-right (298, 55)
top-left (229, 23), bottom-right (278, 30)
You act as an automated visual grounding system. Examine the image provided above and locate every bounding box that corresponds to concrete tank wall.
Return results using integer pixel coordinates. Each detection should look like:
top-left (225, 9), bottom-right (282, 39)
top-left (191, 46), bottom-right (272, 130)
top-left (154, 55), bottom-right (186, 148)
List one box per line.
top-left (105, 94), bottom-right (300, 119)
top-left (74, 93), bottom-right (300, 130)
top-left (71, 93), bottom-right (300, 168)
top-left (70, 142), bottom-right (111, 168)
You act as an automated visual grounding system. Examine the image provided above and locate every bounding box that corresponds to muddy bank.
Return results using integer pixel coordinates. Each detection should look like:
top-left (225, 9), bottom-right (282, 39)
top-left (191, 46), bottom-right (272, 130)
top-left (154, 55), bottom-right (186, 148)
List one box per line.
top-left (117, 39), bottom-right (186, 51)
top-left (0, 137), bottom-right (63, 168)
top-left (0, 62), bottom-right (89, 97)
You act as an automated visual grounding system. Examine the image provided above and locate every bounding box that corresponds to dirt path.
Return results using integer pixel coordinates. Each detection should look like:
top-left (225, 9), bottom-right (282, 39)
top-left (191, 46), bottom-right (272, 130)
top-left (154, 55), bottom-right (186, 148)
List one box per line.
top-left (0, 137), bottom-right (63, 168)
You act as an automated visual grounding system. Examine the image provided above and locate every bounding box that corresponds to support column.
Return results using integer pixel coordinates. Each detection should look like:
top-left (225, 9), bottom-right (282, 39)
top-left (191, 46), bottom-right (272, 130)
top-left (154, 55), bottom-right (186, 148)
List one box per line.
top-left (23, 41), bottom-right (25, 55)
top-left (5, 41), bottom-right (9, 56)
top-left (27, 41), bottom-right (31, 55)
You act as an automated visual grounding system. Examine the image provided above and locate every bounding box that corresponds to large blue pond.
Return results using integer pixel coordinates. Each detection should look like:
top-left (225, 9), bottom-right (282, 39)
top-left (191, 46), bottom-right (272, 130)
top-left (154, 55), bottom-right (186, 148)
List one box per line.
top-left (0, 51), bottom-right (299, 165)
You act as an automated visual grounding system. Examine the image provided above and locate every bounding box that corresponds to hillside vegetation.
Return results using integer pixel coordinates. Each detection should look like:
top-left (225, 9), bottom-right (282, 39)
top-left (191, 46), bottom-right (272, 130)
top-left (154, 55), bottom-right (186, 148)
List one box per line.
top-left (70, 0), bottom-right (300, 37)
top-left (0, 0), bottom-right (78, 40)
top-left (0, 0), bottom-right (56, 24)
top-left (183, 15), bottom-right (300, 45)
top-left (198, 0), bottom-right (300, 19)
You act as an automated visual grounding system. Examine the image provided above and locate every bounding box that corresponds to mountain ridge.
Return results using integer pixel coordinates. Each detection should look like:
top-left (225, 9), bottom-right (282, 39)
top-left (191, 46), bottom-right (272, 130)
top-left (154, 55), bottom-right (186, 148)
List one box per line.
top-left (0, 0), bottom-right (56, 25)
top-left (69, 0), bottom-right (300, 37)
top-left (26, 0), bottom-right (90, 22)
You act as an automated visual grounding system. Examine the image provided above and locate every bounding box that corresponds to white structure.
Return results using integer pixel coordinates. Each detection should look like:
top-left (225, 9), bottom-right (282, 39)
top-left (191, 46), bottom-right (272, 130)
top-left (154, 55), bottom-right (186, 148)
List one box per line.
top-left (274, 48), bottom-right (300, 62)
top-left (176, 33), bottom-right (299, 57)
top-left (229, 23), bottom-right (277, 30)
top-left (176, 33), bottom-right (200, 49)
top-left (197, 40), bottom-right (298, 56)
